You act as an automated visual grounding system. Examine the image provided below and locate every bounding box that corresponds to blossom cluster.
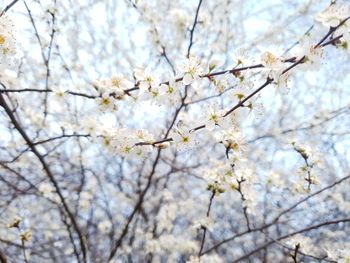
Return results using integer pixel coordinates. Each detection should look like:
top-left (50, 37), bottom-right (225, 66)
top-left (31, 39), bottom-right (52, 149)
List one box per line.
top-left (315, 2), bottom-right (350, 28)
top-left (84, 122), bottom-right (155, 157)
top-left (7, 217), bottom-right (33, 243)
top-left (0, 15), bottom-right (16, 69)
top-left (93, 74), bottom-right (134, 110)
top-left (135, 67), bottom-right (182, 105)
top-left (315, 2), bottom-right (350, 48)
top-left (292, 141), bottom-right (321, 193)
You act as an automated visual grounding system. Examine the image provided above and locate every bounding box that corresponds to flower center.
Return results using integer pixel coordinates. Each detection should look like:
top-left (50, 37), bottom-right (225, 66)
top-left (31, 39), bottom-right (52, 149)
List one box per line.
top-left (0, 35), bottom-right (5, 45)
top-left (101, 98), bottom-right (110, 105)
top-left (167, 85), bottom-right (174, 94)
top-left (209, 114), bottom-right (218, 123)
top-left (111, 78), bottom-right (121, 87)
top-left (182, 136), bottom-right (189, 143)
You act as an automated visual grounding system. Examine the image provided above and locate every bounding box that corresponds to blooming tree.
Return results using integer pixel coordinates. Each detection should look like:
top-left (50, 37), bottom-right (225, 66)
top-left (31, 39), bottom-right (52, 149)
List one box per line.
top-left (0, 0), bottom-right (350, 262)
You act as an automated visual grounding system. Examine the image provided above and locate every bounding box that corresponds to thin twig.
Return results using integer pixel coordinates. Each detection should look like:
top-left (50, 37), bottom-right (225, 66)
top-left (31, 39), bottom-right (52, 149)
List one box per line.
top-left (0, 0), bottom-right (19, 17)
top-left (198, 190), bottom-right (215, 256)
top-left (187, 0), bottom-right (204, 57)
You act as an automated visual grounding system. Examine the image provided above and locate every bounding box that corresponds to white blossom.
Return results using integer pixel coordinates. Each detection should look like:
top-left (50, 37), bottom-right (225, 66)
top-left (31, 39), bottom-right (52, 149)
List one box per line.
top-left (158, 80), bottom-right (182, 106)
top-left (51, 85), bottom-right (68, 100)
top-left (296, 39), bottom-right (324, 70)
top-left (201, 104), bottom-right (225, 131)
top-left (315, 2), bottom-right (350, 28)
top-left (96, 93), bottom-right (117, 111)
top-left (0, 15), bottom-right (17, 69)
top-left (172, 127), bottom-right (198, 151)
top-left (260, 49), bottom-right (284, 71)
top-left (178, 56), bottom-right (205, 85)
top-left (215, 127), bottom-right (246, 155)
top-left (134, 67), bottom-right (160, 92)
top-left (286, 234), bottom-right (315, 255)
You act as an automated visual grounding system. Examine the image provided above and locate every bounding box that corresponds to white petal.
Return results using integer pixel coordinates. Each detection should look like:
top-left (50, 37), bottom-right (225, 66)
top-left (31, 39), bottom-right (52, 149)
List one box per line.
top-left (182, 73), bottom-right (193, 85)
top-left (206, 120), bottom-right (216, 131)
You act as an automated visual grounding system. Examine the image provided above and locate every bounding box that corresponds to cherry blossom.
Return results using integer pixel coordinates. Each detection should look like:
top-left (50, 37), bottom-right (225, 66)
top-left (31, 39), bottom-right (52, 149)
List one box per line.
top-left (0, 14), bottom-right (16, 69)
top-left (178, 56), bottom-right (205, 85)
top-left (96, 93), bottom-right (117, 111)
top-left (201, 104), bottom-right (226, 131)
top-left (172, 127), bottom-right (198, 151)
top-left (134, 67), bottom-right (160, 92)
top-left (315, 2), bottom-right (350, 27)
top-left (158, 80), bottom-right (182, 105)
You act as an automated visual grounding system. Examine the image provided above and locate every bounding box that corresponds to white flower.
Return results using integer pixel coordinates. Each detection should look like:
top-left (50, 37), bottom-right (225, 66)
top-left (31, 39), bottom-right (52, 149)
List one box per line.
top-left (94, 78), bottom-right (110, 95)
top-left (231, 48), bottom-right (251, 66)
top-left (81, 117), bottom-right (98, 137)
top-left (216, 127), bottom-right (246, 155)
top-left (96, 93), bottom-right (117, 111)
top-left (231, 86), bottom-right (250, 102)
top-left (203, 163), bottom-right (234, 191)
top-left (172, 128), bottom-right (197, 151)
top-left (285, 234), bottom-right (314, 255)
top-left (218, 108), bottom-right (242, 130)
top-left (134, 67), bottom-right (160, 92)
top-left (274, 72), bottom-right (290, 91)
top-left (0, 15), bottom-right (17, 69)
top-left (211, 74), bottom-right (229, 94)
top-left (292, 141), bottom-right (315, 160)
top-left (245, 98), bottom-right (266, 120)
top-left (260, 49), bottom-right (284, 71)
top-left (208, 57), bottom-right (224, 72)
top-left (130, 131), bottom-right (154, 157)
top-left (315, 2), bottom-right (350, 28)
top-left (258, 47), bottom-right (286, 82)
top-left (117, 138), bottom-right (136, 155)
top-left (296, 39), bottom-right (324, 70)
top-left (135, 129), bottom-right (154, 142)
top-left (178, 56), bottom-right (205, 85)
top-left (235, 167), bottom-right (254, 183)
top-left (158, 80), bottom-right (181, 106)
top-left (192, 217), bottom-right (214, 231)
top-left (205, 163), bottom-right (238, 190)
top-left (99, 128), bottom-right (153, 157)
top-left (94, 74), bottom-right (132, 98)
top-left (202, 104), bottom-right (225, 131)
top-left (138, 83), bottom-right (162, 103)
top-left (110, 73), bottom-right (133, 98)
top-left (51, 85), bottom-right (68, 100)
top-left (98, 135), bottom-right (115, 152)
